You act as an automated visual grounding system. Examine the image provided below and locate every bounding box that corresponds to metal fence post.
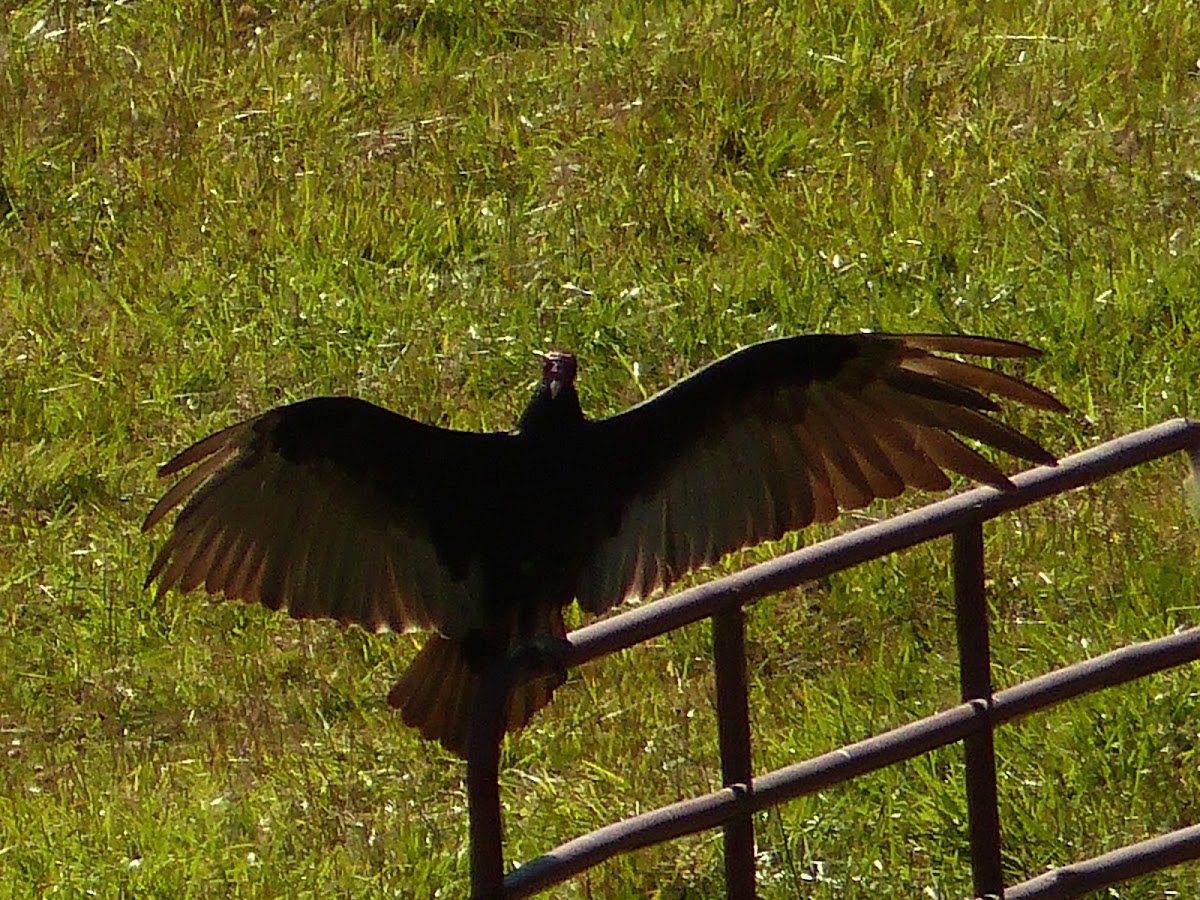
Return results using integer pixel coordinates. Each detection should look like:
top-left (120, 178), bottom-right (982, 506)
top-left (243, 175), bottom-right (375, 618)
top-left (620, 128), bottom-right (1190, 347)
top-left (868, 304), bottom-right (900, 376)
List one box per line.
top-left (713, 605), bottom-right (757, 898)
top-left (954, 522), bottom-right (1004, 899)
top-left (469, 659), bottom-right (517, 899)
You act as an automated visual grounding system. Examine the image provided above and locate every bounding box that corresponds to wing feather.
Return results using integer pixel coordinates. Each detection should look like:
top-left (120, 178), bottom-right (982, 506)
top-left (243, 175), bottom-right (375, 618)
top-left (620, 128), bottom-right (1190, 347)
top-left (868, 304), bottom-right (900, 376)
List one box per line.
top-left (157, 421), bottom-right (249, 475)
top-left (771, 428), bottom-right (815, 528)
top-left (898, 334), bottom-right (1041, 358)
top-left (227, 535), bottom-right (267, 601)
top-left (180, 524), bottom-right (227, 594)
top-left (205, 528), bottom-right (248, 595)
top-left (791, 421), bottom-right (843, 523)
top-left (913, 427), bottom-right (1010, 485)
top-left (344, 530), bottom-right (387, 630)
top-left (143, 444), bottom-right (241, 532)
top-left (899, 355), bottom-right (1066, 411)
top-left (797, 408), bottom-right (876, 509)
top-left (830, 417), bottom-right (907, 499)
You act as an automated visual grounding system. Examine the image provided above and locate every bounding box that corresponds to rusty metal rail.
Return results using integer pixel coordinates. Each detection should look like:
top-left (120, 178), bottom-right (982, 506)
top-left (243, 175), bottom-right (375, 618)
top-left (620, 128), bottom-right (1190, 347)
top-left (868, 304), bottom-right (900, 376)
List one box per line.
top-left (467, 417), bottom-right (1200, 899)
top-left (503, 628), bottom-right (1200, 897)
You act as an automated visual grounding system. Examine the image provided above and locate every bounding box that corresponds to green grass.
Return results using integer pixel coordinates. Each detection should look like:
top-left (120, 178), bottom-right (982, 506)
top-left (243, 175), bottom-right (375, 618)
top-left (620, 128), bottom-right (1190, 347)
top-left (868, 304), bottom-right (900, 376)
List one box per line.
top-left (3, 0), bottom-right (1200, 896)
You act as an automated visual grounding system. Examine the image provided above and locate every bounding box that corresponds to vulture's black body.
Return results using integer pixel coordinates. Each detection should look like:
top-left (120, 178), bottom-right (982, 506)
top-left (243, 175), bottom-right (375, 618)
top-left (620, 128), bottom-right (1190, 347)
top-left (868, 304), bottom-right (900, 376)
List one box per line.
top-left (144, 334), bottom-right (1066, 756)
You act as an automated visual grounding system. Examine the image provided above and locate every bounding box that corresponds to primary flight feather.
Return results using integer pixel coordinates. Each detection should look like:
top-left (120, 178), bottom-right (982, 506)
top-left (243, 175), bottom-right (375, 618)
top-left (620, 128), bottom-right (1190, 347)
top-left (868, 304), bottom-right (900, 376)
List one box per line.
top-left (144, 333), bottom-right (1066, 757)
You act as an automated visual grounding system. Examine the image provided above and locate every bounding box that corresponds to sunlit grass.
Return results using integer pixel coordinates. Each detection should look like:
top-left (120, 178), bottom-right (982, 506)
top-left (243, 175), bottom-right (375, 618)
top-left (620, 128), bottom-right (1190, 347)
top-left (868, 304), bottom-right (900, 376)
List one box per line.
top-left (2, 0), bottom-right (1200, 896)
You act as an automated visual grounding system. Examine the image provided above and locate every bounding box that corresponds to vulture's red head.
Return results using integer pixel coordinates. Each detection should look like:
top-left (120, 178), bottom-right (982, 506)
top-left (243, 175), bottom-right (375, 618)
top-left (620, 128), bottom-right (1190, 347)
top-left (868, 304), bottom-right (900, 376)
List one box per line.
top-left (517, 350), bottom-right (583, 435)
top-left (542, 351), bottom-right (577, 400)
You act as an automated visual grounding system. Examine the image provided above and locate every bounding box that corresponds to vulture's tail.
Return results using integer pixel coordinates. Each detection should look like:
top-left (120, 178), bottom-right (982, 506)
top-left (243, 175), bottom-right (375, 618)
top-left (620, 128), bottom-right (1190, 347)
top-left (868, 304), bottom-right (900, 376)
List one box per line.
top-left (388, 610), bottom-right (568, 758)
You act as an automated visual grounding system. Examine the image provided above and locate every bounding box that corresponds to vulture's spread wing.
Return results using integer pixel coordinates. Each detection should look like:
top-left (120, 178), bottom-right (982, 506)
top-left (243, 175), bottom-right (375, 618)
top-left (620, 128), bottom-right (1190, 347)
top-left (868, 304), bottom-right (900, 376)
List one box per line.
top-left (573, 334), bottom-right (1065, 612)
top-left (143, 397), bottom-right (513, 637)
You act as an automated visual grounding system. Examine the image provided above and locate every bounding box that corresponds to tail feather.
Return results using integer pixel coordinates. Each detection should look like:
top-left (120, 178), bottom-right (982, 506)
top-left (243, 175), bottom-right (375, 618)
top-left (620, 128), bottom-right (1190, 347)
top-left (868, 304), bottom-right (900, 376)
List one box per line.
top-left (389, 635), bottom-right (476, 755)
top-left (389, 610), bottom-right (568, 758)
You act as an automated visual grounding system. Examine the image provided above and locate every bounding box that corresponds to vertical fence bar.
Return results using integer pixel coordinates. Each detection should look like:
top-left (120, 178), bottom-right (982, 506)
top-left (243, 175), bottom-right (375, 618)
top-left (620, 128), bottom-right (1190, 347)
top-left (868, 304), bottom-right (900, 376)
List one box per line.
top-left (712, 605), bottom-right (756, 898)
top-left (469, 660), bottom-right (516, 899)
top-left (954, 523), bottom-right (1004, 899)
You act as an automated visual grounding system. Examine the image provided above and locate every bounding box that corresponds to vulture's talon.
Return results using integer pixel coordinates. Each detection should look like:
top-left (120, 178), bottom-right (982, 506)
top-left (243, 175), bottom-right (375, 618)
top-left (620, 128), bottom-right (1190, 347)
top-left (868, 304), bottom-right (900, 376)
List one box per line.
top-left (511, 637), bottom-right (571, 680)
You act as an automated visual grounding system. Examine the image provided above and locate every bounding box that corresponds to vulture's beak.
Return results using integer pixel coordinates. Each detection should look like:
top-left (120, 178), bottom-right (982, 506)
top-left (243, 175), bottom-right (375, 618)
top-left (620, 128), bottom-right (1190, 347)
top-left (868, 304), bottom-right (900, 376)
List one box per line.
top-left (549, 379), bottom-right (563, 399)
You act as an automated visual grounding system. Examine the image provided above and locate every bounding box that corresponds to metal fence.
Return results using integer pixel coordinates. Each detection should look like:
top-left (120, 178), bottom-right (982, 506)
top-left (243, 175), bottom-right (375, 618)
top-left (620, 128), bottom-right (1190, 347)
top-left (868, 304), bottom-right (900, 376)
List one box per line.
top-left (465, 417), bottom-right (1200, 899)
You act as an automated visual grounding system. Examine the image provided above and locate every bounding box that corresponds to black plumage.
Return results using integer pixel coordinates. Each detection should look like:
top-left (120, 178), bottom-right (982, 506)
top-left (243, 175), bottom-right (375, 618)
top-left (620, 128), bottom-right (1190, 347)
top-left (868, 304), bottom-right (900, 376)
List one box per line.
top-left (143, 333), bottom-right (1066, 756)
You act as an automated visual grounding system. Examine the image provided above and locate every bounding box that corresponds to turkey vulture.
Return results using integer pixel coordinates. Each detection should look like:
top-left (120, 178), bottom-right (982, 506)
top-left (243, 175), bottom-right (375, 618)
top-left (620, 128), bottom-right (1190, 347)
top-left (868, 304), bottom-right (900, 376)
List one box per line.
top-left (143, 333), bottom-right (1065, 757)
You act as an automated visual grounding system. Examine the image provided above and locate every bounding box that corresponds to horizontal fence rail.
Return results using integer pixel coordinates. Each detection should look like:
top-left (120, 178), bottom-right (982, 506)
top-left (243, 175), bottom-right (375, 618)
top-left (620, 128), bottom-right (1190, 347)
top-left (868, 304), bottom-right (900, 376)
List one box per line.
top-left (467, 417), bottom-right (1200, 899)
top-left (1005, 824), bottom-right (1200, 900)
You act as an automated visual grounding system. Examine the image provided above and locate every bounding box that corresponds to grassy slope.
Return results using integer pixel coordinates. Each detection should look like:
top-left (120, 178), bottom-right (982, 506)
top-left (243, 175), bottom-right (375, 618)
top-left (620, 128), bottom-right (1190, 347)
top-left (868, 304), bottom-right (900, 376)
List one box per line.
top-left (2, 0), bottom-right (1199, 896)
